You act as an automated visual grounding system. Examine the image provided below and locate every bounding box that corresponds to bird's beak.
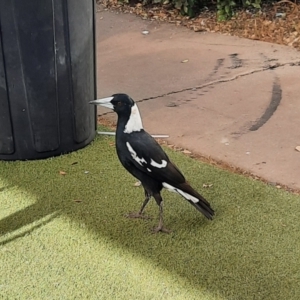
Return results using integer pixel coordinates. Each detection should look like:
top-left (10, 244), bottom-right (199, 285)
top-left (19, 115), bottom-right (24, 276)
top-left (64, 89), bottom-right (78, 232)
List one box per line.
top-left (89, 97), bottom-right (114, 109)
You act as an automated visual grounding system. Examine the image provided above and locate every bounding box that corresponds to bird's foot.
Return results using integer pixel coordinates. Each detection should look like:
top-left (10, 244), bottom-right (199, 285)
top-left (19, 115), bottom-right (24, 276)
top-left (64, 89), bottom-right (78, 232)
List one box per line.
top-left (152, 225), bottom-right (171, 234)
top-left (126, 212), bottom-right (152, 220)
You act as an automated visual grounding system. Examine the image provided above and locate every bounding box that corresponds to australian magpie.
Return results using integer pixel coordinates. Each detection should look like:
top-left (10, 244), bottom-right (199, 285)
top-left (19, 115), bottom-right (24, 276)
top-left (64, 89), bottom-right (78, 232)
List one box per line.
top-left (90, 94), bottom-right (214, 233)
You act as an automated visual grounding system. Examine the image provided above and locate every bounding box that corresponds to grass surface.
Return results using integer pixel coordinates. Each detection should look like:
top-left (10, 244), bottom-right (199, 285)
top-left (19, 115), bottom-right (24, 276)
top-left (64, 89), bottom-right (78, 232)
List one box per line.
top-left (1, 129), bottom-right (300, 299)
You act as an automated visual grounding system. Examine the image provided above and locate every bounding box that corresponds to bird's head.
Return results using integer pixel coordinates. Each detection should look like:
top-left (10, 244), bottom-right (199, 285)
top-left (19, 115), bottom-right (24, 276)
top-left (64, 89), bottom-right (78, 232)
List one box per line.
top-left (89, 93), bottom-right (135, 115)
top-left (90, 94), bottom-right (143, 133)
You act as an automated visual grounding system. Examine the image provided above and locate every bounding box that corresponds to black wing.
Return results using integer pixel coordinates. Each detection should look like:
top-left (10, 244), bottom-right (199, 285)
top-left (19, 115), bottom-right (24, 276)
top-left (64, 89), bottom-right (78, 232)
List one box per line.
top-left (118, 130), bottom-right (186, 186)
top-left (117, 130), bottom-right (214, 219)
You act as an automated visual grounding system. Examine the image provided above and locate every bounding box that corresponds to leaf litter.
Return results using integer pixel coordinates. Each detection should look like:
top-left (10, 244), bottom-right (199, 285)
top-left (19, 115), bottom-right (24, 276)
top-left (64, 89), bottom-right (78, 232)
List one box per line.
top-left (98, 0), bottom-right (300, 51)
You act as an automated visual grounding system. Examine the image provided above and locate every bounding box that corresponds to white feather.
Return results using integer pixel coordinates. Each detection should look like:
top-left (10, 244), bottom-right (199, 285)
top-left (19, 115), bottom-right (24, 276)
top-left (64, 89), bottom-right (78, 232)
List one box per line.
top-left (150, 159), bottom-right (167, 168)
top-left (162, 182), bottom-right (199, 204)
top-left (126, 142), bottom-right (146, 166)
top-left (124, 104), bottom-right (143, 134)
top-left (162, 182), bottom-right (177, 193)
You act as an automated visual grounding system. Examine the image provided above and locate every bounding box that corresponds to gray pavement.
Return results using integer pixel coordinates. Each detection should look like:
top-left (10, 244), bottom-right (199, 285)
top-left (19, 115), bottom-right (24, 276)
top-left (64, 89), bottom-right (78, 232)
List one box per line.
top-left (96, 6), bottom-right (300, 190)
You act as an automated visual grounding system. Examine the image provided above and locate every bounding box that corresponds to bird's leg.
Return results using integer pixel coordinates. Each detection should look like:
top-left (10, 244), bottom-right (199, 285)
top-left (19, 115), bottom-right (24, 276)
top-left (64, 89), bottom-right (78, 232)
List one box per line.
top-left (152, 194), bottom-right (171, 234)
top-left (126, 189), bottom-right (152, 219)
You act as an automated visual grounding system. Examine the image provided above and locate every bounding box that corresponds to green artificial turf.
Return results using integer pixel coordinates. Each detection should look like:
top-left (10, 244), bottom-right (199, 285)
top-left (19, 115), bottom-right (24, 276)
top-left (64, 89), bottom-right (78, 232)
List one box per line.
top-left (1, 128), bottom-right (300, 299)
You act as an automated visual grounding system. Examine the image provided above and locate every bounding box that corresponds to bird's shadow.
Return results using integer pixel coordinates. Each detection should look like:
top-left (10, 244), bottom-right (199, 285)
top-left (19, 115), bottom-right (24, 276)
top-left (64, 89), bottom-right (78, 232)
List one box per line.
top-left (1, 135), bottom-right (300, 299)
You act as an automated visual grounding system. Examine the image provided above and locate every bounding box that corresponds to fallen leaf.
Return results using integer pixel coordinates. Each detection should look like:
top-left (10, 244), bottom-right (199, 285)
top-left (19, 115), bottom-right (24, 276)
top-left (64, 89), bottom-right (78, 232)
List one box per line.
top-left (59, 171), bottom-right (66, 175)
top-left (142, 30), bottom-right (149, 35)
top-left (181, 59), bottom-right (189, 63)
top-left (295, 146), bottom-right (300, 152)
top-left (182, 149), bottom-right (192, 154)
top-left (134, 181), bottom-right (141, 187)
top-left (166, 102), bottom-right (178, 107)
top-left (84, 171), bottom-right (89, 174)
top-left (73, 199), bottom-right (82, 203)
top-left (203, 183), bottom-right (213, 188)
top-left (71, 162), bottom-right (78, 165)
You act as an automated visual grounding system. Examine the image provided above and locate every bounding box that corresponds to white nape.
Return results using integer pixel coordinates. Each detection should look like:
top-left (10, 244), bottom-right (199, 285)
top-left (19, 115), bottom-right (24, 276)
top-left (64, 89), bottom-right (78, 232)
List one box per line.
top-left (126, 142), bottom-right (146, 166)
top-left (124, 104), bottom-right (144, 134)
top-left (150, 159), bottom-right (167, 168)
top-left (162, 182), bottom-right (199, 203)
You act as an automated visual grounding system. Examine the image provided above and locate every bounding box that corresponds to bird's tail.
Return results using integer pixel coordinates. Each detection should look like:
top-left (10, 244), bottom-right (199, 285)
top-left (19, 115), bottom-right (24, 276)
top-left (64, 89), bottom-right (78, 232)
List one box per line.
top-left (176, 183), bottom-right (215, 219)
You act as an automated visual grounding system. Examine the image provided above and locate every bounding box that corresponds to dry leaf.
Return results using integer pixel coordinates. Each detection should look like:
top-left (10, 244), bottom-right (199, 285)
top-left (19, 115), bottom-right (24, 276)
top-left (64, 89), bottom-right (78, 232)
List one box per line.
top-left (295, 146), bottom-right (300, 152)
top-left (182, 149), bottom-right (192, 154)
top-left (73, 199), bottom-right (82, 203)
top-left (203, 184), bottom-right (213, 188)
top-left (59, 171), bottom-right (66, 175)
top-left (101, 0), bottom-right (300, 52)
top-left (181, 59), bottom-right (189, 63)
top-left (134, 181), bottom-right (141, 187)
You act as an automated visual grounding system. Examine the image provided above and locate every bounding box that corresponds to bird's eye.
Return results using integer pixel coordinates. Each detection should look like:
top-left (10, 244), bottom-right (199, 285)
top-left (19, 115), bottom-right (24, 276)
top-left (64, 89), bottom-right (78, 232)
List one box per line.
top-left (117, 101), bottom-right (122, 106)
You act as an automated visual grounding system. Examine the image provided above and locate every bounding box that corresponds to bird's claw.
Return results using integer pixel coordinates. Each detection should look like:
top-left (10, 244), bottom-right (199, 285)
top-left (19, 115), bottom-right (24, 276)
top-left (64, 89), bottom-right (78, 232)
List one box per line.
top-left (126, 212), bottom-right (152, 220)
top-left (152, 226), bottom-right (171, 234)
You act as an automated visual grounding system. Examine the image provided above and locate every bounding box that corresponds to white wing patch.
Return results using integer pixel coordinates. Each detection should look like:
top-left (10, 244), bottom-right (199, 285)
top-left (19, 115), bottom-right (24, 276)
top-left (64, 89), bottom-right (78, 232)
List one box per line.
top-left (147, 168), bottom-right (152, 172)
top-left (126, 142), bottom-right (146, 166)
top-left (124, 104), bottom-right (144, 134)
top-left (163, 182), bottom-right (199, 204)
top-left (150, 159), bottom-right (167, 168)
top-left (162, 182), bottom-right (177, 193)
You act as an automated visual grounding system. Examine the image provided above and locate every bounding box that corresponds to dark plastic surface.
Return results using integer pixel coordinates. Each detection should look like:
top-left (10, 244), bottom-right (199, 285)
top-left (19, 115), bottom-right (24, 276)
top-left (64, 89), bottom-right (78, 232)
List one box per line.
top-left (0, 0), bottom-right (97, 160)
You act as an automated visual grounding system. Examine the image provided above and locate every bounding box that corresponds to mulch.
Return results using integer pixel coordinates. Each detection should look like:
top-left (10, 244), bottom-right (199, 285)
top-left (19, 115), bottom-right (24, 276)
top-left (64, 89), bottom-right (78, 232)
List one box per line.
top-left (98, 0), bottom-right (300, 51)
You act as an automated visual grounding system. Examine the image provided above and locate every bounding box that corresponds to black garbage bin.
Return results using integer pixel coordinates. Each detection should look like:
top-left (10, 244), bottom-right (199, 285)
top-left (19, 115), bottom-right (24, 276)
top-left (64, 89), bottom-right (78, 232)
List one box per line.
top-left (0, 0), bottom-right (97, 160)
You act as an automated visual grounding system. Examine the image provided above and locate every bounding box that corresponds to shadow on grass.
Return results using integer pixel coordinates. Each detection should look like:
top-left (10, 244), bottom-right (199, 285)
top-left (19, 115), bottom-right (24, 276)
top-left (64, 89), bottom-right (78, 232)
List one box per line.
top-left (1, 134), bottom-right (300, 299)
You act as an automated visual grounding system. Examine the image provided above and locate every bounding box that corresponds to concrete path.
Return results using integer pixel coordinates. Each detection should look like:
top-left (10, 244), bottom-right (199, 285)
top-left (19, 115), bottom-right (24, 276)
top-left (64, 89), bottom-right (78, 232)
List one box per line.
top-left (96, 6), bottom-right (300, 190)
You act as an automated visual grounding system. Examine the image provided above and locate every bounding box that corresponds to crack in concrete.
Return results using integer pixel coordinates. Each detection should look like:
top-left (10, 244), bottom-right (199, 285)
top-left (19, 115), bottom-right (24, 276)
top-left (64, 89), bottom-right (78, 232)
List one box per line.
top-left (97, 60), bottom-right (300, 117)
top-left (136, 61), bottom-right (300, 104)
